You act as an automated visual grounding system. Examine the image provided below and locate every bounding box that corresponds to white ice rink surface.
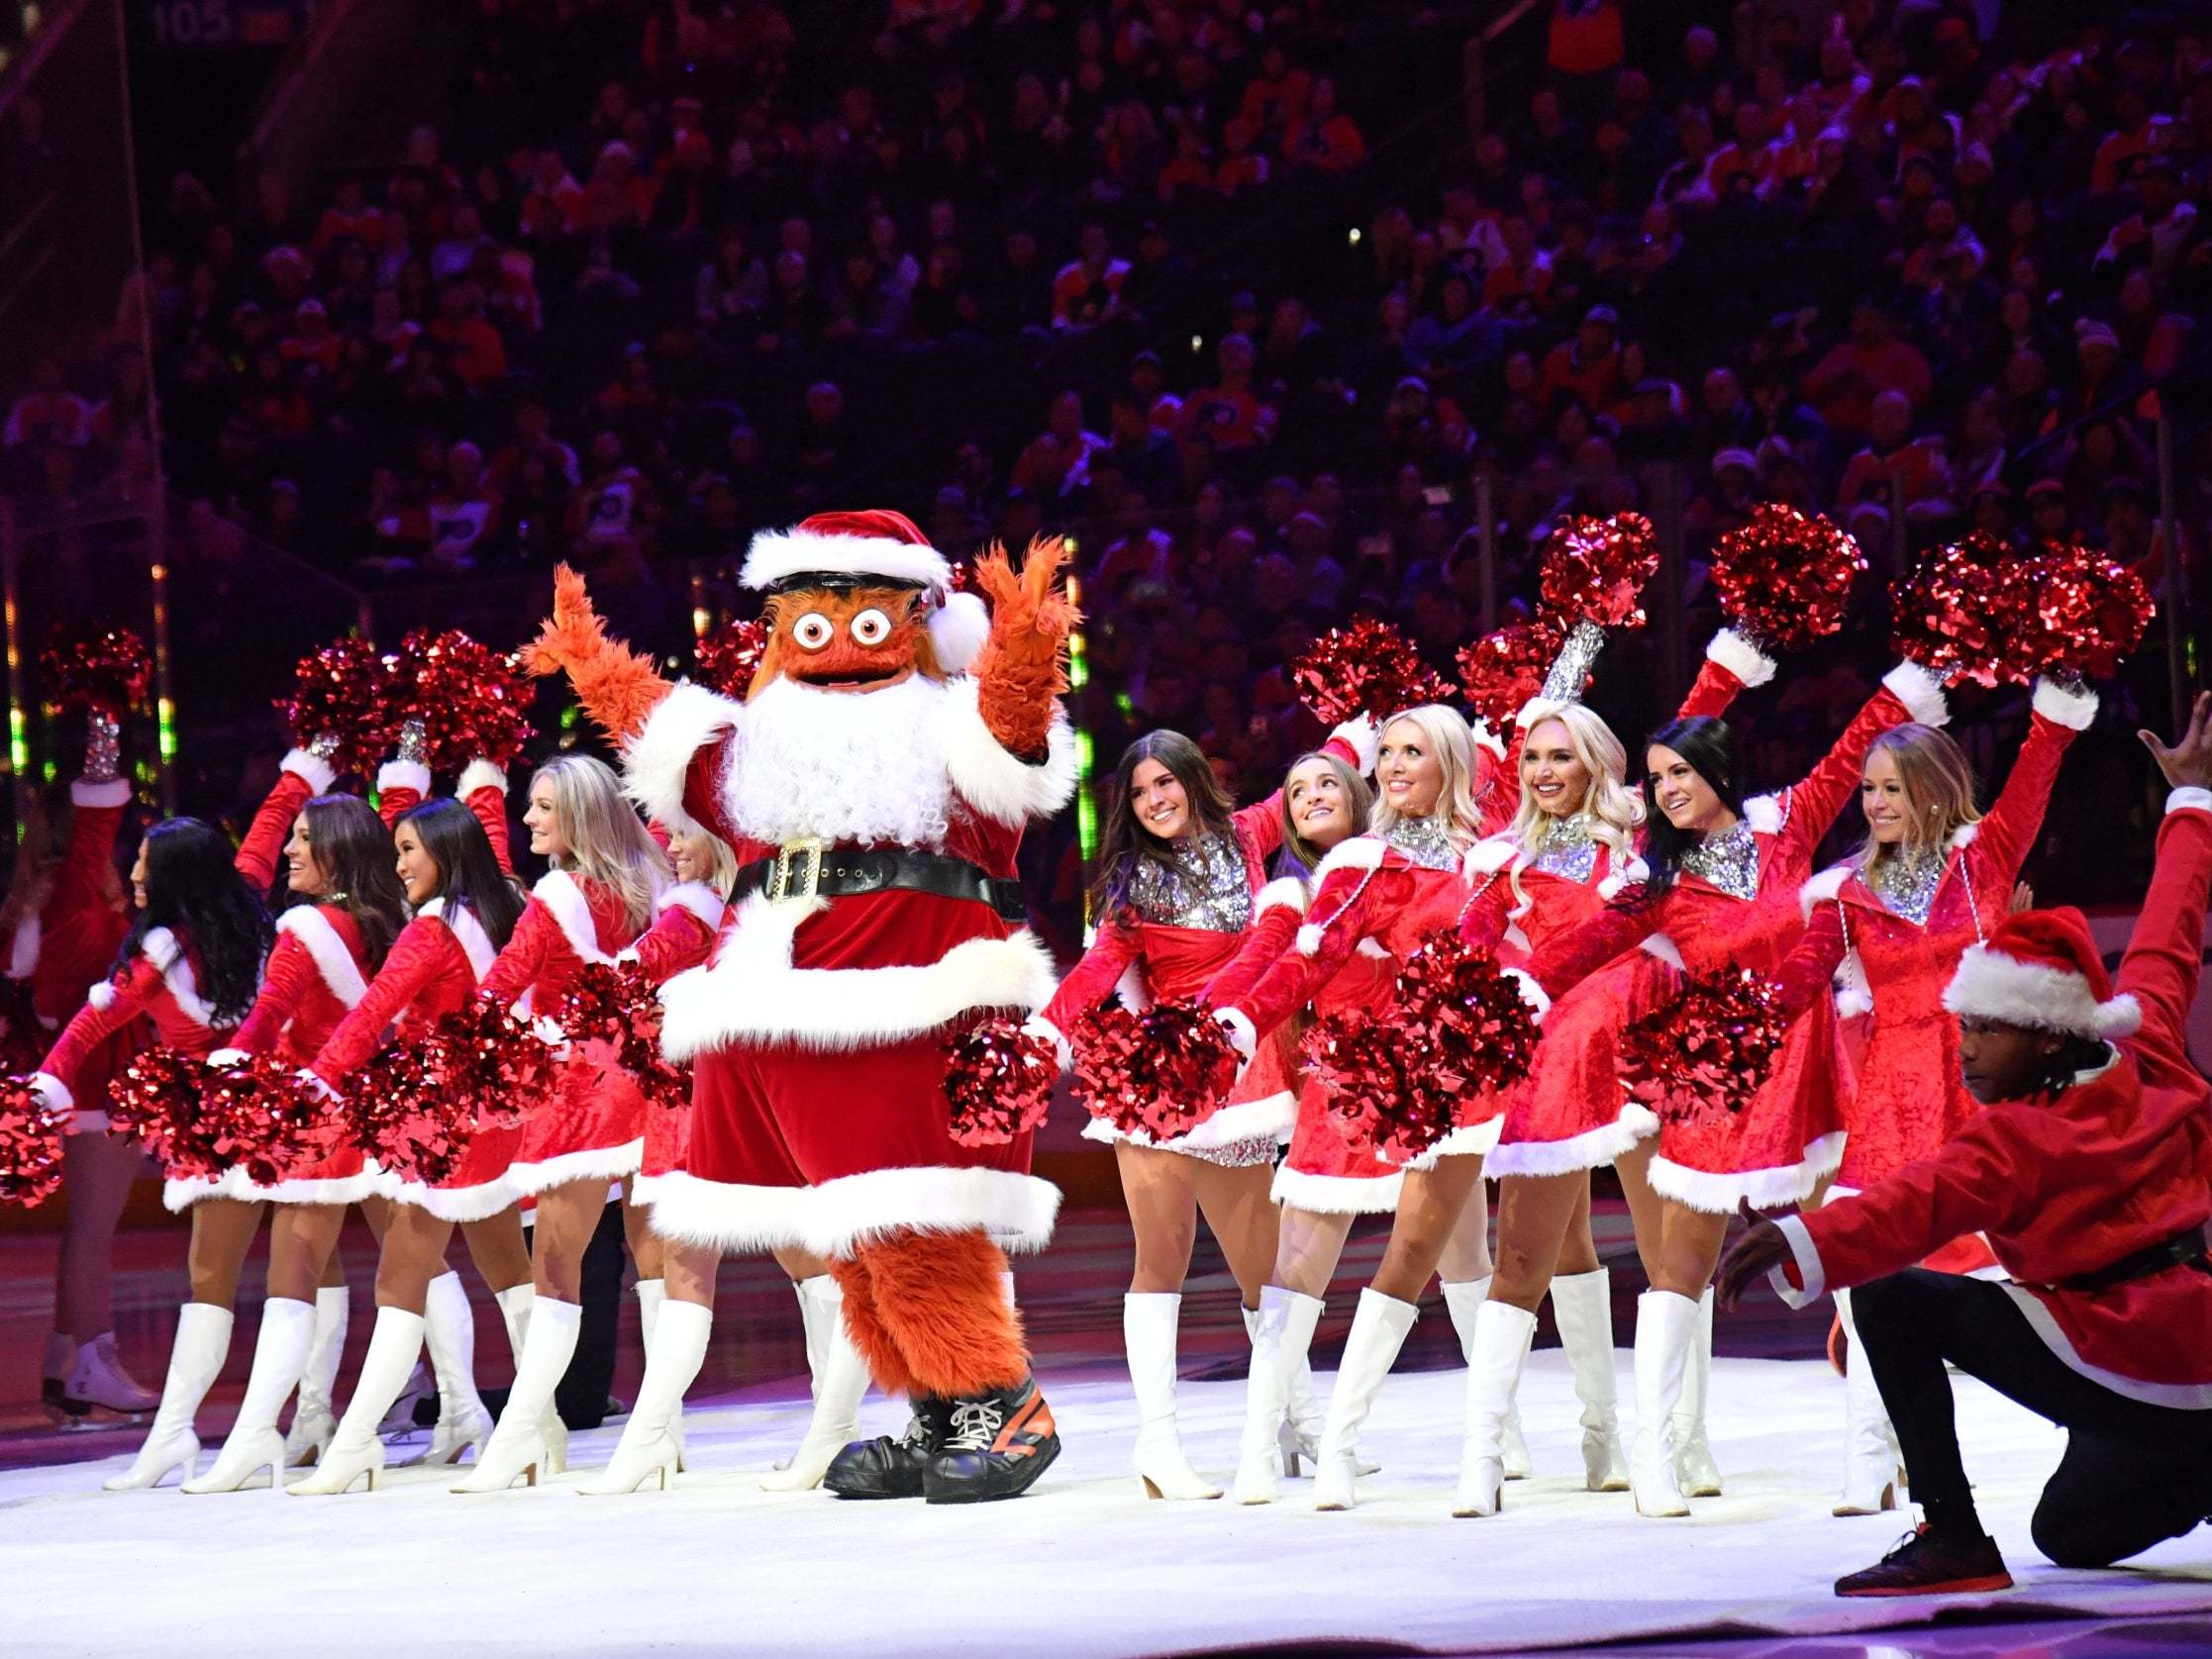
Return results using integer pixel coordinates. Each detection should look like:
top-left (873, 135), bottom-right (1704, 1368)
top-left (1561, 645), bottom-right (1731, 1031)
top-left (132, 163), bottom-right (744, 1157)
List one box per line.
top-left (11, 1354), bottom-right (2212, 1657)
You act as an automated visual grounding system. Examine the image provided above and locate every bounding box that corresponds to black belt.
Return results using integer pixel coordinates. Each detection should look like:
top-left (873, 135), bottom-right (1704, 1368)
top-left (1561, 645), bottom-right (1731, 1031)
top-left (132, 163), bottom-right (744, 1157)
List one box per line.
top-left (2054, 1228), bottom-right (2210, 1294)
top-left (732, 843), bottom-right (1028, 924)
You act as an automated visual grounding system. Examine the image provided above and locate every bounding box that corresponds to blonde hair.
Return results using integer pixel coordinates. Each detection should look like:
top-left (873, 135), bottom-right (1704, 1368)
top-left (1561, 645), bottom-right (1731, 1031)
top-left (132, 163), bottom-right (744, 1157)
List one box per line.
top-left (532, 754), bottom-right (668, 929)
top-left (1851, 724), bottom-right (1982, 875)
top-left (672, 826), bottom-right (740, 900)
top-left (1370, 704), bottom-right (1489, 851)
top-left (1509, 701), bottom-right (1644, 907)
top-left (1278, 749), bottom-right (1374, 873)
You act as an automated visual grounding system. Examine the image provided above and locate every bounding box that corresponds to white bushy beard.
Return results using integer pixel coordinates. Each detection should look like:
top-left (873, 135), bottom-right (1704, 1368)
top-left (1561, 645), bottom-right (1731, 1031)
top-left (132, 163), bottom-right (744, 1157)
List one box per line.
top-left (724, 673), bottom-right (955, 849)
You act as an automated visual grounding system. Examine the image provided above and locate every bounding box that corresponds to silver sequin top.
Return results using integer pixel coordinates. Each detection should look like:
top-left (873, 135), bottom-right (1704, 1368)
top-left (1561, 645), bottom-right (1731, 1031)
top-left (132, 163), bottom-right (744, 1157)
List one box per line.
top-left (1865, 846), bottom-right (1950, 927)
top-left (1527, 815), bottom-right (1599, 882)
top-left (1681, 819), bottom-right (1761, 901)
top-left (1382, 815), bottom-right (1461, 871)
top-left (1125, 831), bottom-right (1252, 931)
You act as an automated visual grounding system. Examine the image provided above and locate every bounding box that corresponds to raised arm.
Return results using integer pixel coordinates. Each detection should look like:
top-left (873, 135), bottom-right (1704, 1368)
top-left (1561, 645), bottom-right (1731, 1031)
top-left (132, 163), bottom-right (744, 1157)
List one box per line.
top-left (1966, 681), bottom-right (2096, 891)
top-left (307, 918), bottom-right (448, 1089)
top-left (1677, 629), bottom-right (1777, 720)
top-left (2115, 788), bottom-right (2212, 1076)
top-left (1770, 662), bottom-right (1947, 864)
top-left (1230, 717), bottom-right (1375, 863)
top-left (235, 748), bottom-right (336, 892)
top-left (457, 761), bottom-right (513, 875)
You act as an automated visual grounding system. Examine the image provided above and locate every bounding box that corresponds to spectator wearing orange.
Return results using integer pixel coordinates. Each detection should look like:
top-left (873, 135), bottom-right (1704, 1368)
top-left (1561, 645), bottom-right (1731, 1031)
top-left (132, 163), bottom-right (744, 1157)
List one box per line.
top-left (425, 279), bottom-right (508, 391)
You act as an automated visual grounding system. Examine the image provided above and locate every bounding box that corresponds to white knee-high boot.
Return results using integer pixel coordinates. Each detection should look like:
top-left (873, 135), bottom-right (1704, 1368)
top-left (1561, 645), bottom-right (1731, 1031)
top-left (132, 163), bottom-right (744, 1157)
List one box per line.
top-left (1673, 1287), bottom-right (1722, 1497)
top-left (103, 1305), bottom-right (233, 1492)
top-left (288, 1306), bottom-right (422, 1495)
top-left (454, 1297), bottom-right (581, 1491)
top-left (1832, 1287), bottom-right (1900, 1515)
top-left (1631, 1291), bottom-right (1695, 1517)
top-left (283, 1286), bottom-right (349, 1467)
top-left (1233, 1287), bottom-right (1322, 1505)
top-left (1443, 1277), bottom-right (1530, 1480)
top-left (580, 1300), bottom-right (712, 1495)
top-left (759, 1277), bottom-right (871, 1491)
top-left (1550, 1267), bottom-right (1629, 1492)
top-left (491, 1282), bottom-right (569, 1477)
top-left (184, 1298), bottom-right (317, 1493)
top-left (405, 1271), bottom-right (492, 1467)
top-left (1124, 1293), bottom-right (1221, 1500)
top-left (1452, 1300), bottom-right (1537, 1516)
top-left (1314, 1289), bottom-right (1418, 1512)
top-left (635, 1277), bottom-right (665, 1349)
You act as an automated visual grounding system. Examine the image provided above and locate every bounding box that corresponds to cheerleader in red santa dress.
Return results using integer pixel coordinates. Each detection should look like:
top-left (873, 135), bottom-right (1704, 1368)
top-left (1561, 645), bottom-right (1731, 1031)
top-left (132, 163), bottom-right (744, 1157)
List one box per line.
top-left (1458, 657), bottom-right (1948, 1519)
top-left (288, 773), bottom-right (537, 1495)
top-left (9, 711), bottom-right (156, 1420)
top-left (1768, 677), bottom-right (2097, 1514)
top-left (1023, 718), bottom-right (1372, 1502)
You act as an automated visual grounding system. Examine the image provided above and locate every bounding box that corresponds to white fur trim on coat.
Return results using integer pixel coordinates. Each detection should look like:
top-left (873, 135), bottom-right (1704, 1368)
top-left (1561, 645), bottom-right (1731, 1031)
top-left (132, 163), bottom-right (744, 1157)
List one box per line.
top-left (1705, 628), bottom-right (1777, 688)
top-left (928, 590), bottom-right (990, 675)
top-left (1744, 794), bottom-right (1784, 836)
top-left (1768, 1213), bottom-right (1826, 1308)
top-left (656, 893), bottom-right (1058, 1058)
top-left (621, 680), bottom-right (743, 836)
top-left (655, 881), bottom-right (728, 929)
top-left (505, 1136), bottom-right (646, 1198)
top-left (740, 526), bottom-right (953, 593)
top-left (1943, 944), bottom-right (2143, 1038)
top-left (939, 676), bottom-right (1078, 826)
top-left (30, 1070), bottom-right (72, 1113)
top-left (1483, 1102), bottom-right (1660, 1178)
top-left (1799, 862), bottom-right (1854, 920)
top-left (1215, 1006), bottom-right (1257, 1060)
top-left (87, 982), bottom-right (117, 1012)
top-left (2031, 677), bottom-right (2099, 732)
top-left (533, 870), bottom-right (612, 965)
top-left (1309, 835), bottom-right (1389, 883)
top-left (276, 906), bottom-right (368, 1009)
top-left (1648, 1129), bottom-right (1847, 1215)
top-left (378, 1169), bottom-right (523, 1222)
top-left (1640, 933), bottom-right (1685, 970)
top-left (1080, 1085), bottom-right (1295, 1153)
top-left (2170, 787), bottom-right (2212, 817)
top-left (281, 748), bottom-right (338, 795)
top-left (1998, 1284), bottom-right (2212, 1410)
top-left (1269, 1162), bottom-right (1403, 1214)
top-left (1505, 966), bottom-right (1550, 1019)
top-left (1465, 833), bottom-right (1518, 876)
top-left (69, 777), bottom-right (132, 809)
top-left (1883, 660), bottom-right (1950, 727)
top-left (456, 759), bottom-right (508, 801)
top-left (377, 759), bottom-right (432, 799)
top-left (1295, 924), bottom-right (1325, 957)
top-left (1253, 876), bottom-right (1310, 917)
top-left (139, 927), bottom-right (220, 1028)
top-left (1595, 854), bottom-right (1649, 902)
top-left (415, 898), bottom-right (498, 981)
top-left (645, 1164), bottom-right (1061, 1257)
top-left (1327, 715), bottom-right (1380, 774)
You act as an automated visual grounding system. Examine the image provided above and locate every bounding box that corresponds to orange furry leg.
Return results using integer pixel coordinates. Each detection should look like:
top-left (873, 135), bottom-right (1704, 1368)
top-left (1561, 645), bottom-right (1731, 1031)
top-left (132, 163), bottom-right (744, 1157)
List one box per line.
top-left (829, 1251), bottom-right (918, 1399)
top-left (854, 1229), bottom-right (1028, 1398)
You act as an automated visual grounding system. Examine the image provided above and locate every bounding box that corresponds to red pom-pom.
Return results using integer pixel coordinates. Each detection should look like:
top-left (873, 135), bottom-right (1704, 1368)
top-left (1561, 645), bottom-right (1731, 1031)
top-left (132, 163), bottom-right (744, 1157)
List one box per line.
top-left (425, 997), bottom-right (562, 1129)
top-left (40, 623), bottom-right (151, 719)
top-left (1538, 513), bottom-right (1659, 630)
top-left (694, 619), bottom-right (770, 698)
top-left (551, 963), bottom-right (689, 1113)
top-left (1457, 619), bottom-right (1567, 729)
top-left (105, 1047), bottom-right (215, 1175)
top-left (384, 630), bottom-right (536, 771)
top-left (1889, 540), bottom-right (2036, 689)
top-left (1712, 505), bottom-right (1868, 651)
top-left (1619, 968), bottom-right (1791, 1124)
top-left (277, 635), bottom-right (394, 777)
top-left (197, 1054), bottom-right (352, 1188)
top-left (1071, 999), bottom-right (1241, 1142)
top-left (351, 1044), bottom-right (477, 1186)
top-left (1291, 618), bottom-right (1455, 727)
top-left (944, 1018), bottom-right (1059, 1147)
top-left (0, 1076), bottom-right (68, 1208)
top-left (2013, 542), bottom-right (2156, 684)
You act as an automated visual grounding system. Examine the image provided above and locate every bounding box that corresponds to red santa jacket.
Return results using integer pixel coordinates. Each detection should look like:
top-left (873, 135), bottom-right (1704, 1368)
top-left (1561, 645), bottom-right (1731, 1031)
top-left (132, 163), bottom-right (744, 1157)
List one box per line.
top-left (308, 897), bottom-right (499, 1089)
top-left (13, 777), bottom-right (133, 1025)
top-left (618, 882), bottom-right (728, 985)
top-left (1772, 794), bottom-right (2212, 1407)
top-left (478, 868), bottom-right (657, 1014)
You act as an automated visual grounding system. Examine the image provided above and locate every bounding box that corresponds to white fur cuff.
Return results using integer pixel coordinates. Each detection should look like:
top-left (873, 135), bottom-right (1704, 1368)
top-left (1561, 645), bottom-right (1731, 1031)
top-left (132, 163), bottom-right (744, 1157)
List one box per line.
top-left (456, 759), bottom-right (508, 800)
top-left (940, 677), bottom-right (1079, 826)
top-left (69, 778), bottom-right (133, 809)
top-left (2031, 678), bottom-right (2099, 732)
top-left (1883, 660), bottom-right (1950, 727)
top-left (1770, 1213), bottom-right (1826, 1308)
top-left (2169, 787), bottom-right (2212, 818)
top-left (1506, 967), bottom-right (1550, 1020)
top-left (281, 748), bottom-right (339, 795)
top-left (1020, 1013), bottom-right (1071, 1072)
top-left (377, 759), bottom-right (432, 799)
top-left (1215, 1007), bottom-right (1257, 1060)
top-left (30, 1071), bottom-right (72, 1113)
top-left (1327, 715), bottom-right (1380, 775)
top-left (1706, 628), bottom-right (1777, 688)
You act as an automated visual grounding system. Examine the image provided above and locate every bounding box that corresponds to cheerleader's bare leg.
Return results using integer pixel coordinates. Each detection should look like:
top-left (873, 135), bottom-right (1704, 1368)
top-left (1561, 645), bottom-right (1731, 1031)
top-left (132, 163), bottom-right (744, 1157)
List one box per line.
top-left (51, 1132), bottom-right (154, 1419)
top-left (454, 1183), bottom-right (598, 1490)
top-left (1115, 1141), bottom-right (1223, 1499)
top-left (1233, 1207), bottom-right (1352, 1504)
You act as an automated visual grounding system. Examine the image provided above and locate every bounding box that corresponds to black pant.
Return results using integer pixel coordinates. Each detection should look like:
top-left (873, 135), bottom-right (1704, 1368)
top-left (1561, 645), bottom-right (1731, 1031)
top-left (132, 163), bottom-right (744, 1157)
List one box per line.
top-left (1855, 1268), bottom-right (2212, 1568)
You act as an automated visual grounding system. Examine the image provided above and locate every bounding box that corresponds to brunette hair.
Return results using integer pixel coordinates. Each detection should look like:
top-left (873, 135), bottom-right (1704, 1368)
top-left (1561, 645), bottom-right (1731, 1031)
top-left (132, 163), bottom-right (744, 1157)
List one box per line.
top-left (117, 818), bottom-right (273, 1024)
top-left (1278, 749), bottom-right (1372, 874)
top-left (396, 798), bottom-right (526, 949)
top-left (1633, 716), bottom-right (1744, 908)
top-left (295, 795), bottom-right (409, 970)
top-left (1090, 730), bottom-right (1237, 921)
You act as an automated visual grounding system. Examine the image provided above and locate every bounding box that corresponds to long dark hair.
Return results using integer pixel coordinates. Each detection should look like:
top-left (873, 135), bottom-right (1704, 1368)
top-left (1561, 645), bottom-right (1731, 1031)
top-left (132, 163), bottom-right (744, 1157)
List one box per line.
top-left (397, 798), bottom-right (526, 950)
top-left (118, 818), bottom-right (273, 1024)
top-left (1631, 716), bottom-right (1745, 908)
top-left (1089, 730), bottom-right (1238, 922)
top-left (296, 795), bottom-right (410, 971)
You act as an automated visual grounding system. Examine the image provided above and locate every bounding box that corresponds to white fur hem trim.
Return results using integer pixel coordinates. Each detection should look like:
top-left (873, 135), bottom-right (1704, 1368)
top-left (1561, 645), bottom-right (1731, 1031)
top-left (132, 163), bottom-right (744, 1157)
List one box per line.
top-left (1327, 715), bottom-right (1380, 775)
top-left (1647, 1129), bottom-right (1847, 1215)
top-left (657, 897), bottom-right (1057, 1057)
top-left (1408, 1115), bottom-right (1504, 1165)
top-left (1484, 1102), bottom-right (1660, 1177)
top-left (1883, 661), bottom-right (1950, 727)
top-left (533, 870), bottom-right (613, 965)
top-left (415, 897), bottom-right (498, 980)
top-left (1943, 946), bottom-right (2143, 1038)
top-left (1706, 628), bottom-right (1777, 688)
top-left (1080, 1087), bottom-right (1295, 1152)
top-left (622, 681), bottom-right (741, 836)
top-left (1799, 862), bottom-right (1853, 919)
top-left (378, 1170), bottom-right (520, 1222)
top-left (1270, 1163), bottom-right (1402, 1214)
top-left (1744, 795), bottom-right (1784, 836)
top-left (139, 927), bottom-right (218, 1027)
top-left (456, 759), bottom-right (508, 801)
top-left (655, 881), bottom-right (727, 929)
top-left (281, 748), bottom-right (339, 795)
top-left (940, 677), bottom-right (1078, 826)
top-left (741, 526), bottom-right (953, 593)
top-left (276, 905), bottom-right (369, 1008)
top-left (645, 1165), bottom-right (1061, 1256)
top-left (172, 1160), bottom-right (387, 1207)
top-left (1998, 1284), bottom-right (2212, 1410)
top-left (505, 1136), bottom-right (645, 1197)
top-left (1768, 1213), bottom-right (1826, 1308)
top-left (2032, 678), bottom-right (2099, 732)
top-left (2169, 787), bottom-right (2212, 817)
top-left (69, 778), bottom-right (132, 809)
top-left (1254, 876), bottom-right (1310, 916)
top-left (377, 759), bottom-right (432, 798)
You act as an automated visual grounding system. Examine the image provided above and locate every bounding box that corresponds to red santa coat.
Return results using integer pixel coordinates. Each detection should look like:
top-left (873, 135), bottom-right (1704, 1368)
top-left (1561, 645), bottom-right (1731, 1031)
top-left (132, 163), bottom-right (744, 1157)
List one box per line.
top-left (10, 775), bottom-right (139, 1105)
top-left (1503, 663), bottom-right (1946, 1209)
top-left (1773, 794), bottom-right (2212, 1408)
top-left (619, 883), bottom-right (729, 1204)
top-left (623, 675), bottom-right (1078, 1258)
top-left (1774, 681), bottom-right (2092, 1193)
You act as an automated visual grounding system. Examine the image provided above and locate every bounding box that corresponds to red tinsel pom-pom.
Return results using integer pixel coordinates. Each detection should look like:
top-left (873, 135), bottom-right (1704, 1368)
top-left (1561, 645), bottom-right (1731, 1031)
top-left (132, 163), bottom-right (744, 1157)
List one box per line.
top-left (1457, 619), bottom-right (1567, 730)
top-left (694, 619), bottom-right (770, 699)
top-left (1291, 618), bottom-right (1455, 727)
top-left (1538, 513), bottom-right (1660, 630)
top-left (40, 623), bottom-right (151, 719)
top-left (552, 963), bottom-right (690, 1113)
top-left (1071, 1000), bottom-right (1241, 1142)
top-left (1298, 1010), bottom-right (1427, 1156)
top-left (1889, 541), bottom-right (2036, 689)
top-left (0, 1076), bottom-right (68, 1208)
top-left (424, 998), bottom-right (562, 1130)
top-left (2013, 542), bottom-right (2156, 684)
top-left (351, 1043), bottom-right (477, 1187)
top-left (1619, 969), bottom-right (1791, 1125)
top-left (384, 630), bottom-right (536, 771)
top-left (198, 1054), bottom-right (352, 1189)
top-left (105, 1047), bottom-right (215, 1176)
top-left (944, 1018), bottom-right (1059, 1148)
top-left (1712, 505), bottom-right (1867, 651)
top-left (277, 635), bottom-right (394, 777)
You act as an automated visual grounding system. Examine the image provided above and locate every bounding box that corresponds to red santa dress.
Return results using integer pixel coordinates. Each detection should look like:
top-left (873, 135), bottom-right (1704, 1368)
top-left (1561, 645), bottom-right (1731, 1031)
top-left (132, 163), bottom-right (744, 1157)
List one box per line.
top-left (618, 881), bottom-right (729, 1206)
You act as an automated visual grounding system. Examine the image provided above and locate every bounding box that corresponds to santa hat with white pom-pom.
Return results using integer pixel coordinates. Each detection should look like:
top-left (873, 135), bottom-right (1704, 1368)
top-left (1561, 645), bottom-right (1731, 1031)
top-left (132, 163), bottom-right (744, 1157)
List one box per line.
top-left (741, 508), bottom-right (990, 673)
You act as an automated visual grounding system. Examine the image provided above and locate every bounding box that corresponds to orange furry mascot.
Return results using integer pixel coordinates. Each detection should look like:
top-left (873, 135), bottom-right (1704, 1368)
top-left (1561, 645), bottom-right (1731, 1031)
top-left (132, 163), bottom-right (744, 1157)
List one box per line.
top-left (528, 509), bottom-right (1077, 1504)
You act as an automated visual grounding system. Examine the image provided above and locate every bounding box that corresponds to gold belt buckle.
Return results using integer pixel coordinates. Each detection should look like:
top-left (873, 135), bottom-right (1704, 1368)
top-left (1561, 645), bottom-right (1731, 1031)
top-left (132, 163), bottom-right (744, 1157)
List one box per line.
top-left (769, 835), bottom-right (826, 901)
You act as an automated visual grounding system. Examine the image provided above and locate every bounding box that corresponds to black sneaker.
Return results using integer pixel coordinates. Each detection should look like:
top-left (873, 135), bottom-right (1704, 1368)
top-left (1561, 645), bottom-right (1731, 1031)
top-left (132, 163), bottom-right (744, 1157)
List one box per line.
top-left (825, 1398), bottom-right (950, 1500)
top-left (1836, 1523), bottom-right (2013, 1597)
top-left (923, 1375), bottom-right (1060, 1506)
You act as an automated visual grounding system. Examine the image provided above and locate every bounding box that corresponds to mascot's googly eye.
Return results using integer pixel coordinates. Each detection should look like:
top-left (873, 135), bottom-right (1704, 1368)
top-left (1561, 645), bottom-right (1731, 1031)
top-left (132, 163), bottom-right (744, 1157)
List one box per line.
top-left (792, 613), bottom-right (835, 651)
top-left (850, 608), bottom-right (893, 647)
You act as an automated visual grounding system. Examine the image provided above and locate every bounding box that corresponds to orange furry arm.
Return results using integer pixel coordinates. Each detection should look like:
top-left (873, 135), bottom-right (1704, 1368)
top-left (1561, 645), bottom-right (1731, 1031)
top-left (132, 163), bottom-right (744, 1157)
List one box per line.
top-left (967, 537), bottom-right (1078, 760)
top-left (522, 564), bottom-right (672, 745)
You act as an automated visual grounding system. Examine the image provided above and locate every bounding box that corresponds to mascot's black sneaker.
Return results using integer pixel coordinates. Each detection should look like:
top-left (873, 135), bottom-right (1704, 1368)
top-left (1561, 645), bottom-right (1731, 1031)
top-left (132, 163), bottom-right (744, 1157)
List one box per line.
top-left (923, 1375), bottom-right (1059, 1505)
top-left (1836, 1523), bottom-right (2013, 1597)
top-left (825, 1398), bottom-right (949, 1499)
